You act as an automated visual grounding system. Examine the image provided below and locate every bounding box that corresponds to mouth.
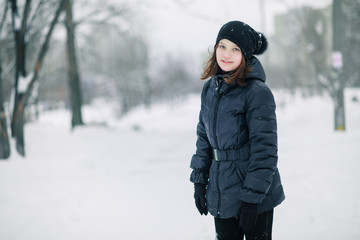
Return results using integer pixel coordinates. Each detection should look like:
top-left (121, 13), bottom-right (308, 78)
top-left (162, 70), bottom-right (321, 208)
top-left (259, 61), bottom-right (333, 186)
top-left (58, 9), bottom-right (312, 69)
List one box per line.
top-left (221, 60), bottom-right (233, 64)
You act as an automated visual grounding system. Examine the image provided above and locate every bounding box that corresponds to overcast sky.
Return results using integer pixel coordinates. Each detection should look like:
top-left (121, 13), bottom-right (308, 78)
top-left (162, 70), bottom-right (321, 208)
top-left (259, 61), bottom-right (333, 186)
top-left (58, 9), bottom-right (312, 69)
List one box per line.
top-left (142, 0), bottom-right (331, 65)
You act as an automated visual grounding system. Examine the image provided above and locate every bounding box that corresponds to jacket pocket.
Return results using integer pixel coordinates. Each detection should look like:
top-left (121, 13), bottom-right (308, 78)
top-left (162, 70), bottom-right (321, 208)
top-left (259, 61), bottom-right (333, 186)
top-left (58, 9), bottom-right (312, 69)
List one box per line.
top-left (235, 163), bottom-right (247, 185)
top-left (221, 161), bottom-right (247, 191)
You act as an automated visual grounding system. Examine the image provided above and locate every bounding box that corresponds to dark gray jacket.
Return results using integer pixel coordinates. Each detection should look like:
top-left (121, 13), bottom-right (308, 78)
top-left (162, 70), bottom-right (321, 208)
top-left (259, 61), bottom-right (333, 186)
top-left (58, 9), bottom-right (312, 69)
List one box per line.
top-left (190, 57), bottom-right (285, 218)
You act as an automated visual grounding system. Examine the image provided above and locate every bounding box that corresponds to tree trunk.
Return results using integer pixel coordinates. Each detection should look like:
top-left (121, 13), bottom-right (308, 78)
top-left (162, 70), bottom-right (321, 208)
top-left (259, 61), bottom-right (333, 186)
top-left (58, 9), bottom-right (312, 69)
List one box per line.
top-left (332, 0), bottom-right (346, 131)
top-left (65, 0), bottom-right (84, 128)
top-left (334, 78), bottom-right (346, 130)
top-left (0, 1), bottom-right (11, 159)
top-left (9, 0), bottom-right (31, 155)
top-left (0, 59), bottom-right (11, 159)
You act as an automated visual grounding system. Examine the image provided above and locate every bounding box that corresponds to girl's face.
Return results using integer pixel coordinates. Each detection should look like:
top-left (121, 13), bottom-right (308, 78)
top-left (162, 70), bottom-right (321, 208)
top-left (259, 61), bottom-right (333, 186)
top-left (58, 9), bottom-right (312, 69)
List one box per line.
top-left (216, 39), bottom-right (243, 72)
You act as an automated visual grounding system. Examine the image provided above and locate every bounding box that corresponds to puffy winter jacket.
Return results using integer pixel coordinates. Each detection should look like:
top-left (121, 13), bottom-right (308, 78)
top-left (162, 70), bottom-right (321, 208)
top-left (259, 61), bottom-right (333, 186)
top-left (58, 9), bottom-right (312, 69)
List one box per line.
top-left (190, 57), bottom-right (285, 218)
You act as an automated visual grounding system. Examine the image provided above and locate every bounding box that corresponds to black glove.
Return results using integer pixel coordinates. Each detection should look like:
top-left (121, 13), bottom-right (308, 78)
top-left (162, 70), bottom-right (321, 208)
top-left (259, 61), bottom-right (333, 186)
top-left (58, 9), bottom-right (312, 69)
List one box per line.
top-left (237, 201), bottom-right (258, 229)
top-left (194, 183), bottom-right (208, 215)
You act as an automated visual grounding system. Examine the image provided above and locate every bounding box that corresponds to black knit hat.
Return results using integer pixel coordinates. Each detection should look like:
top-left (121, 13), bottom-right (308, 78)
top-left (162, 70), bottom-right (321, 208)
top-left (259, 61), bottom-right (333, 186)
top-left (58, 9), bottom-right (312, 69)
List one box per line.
top-left (215, 21), bottom-right (268, 62)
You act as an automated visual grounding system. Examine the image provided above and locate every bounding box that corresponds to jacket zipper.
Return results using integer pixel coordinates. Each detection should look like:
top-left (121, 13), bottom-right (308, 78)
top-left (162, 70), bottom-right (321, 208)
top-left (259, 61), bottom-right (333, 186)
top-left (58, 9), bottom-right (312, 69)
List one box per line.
top-left (213, 80), bottom-right (238, 217)
top-left (213, 82), bottom-right (224, 217)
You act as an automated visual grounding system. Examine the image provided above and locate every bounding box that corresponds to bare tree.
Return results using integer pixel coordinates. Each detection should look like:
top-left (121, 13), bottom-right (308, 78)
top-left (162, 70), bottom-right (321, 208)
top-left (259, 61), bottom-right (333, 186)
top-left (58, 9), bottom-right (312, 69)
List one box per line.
top-left (64, 0), bottom-right (83, 128)
top-left (269, 1), bottom-right (360, 130)
top-left (9, 0), bottom-right (66, 156)
top-left (342, 0), bottom-right (360, 87)
top-left (0, 0), bottom-right (11, 159)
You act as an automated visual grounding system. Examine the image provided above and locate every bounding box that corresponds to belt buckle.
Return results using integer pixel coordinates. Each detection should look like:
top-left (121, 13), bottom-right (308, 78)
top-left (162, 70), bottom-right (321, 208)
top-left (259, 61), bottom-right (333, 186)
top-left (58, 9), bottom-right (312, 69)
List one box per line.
top-left (213, 149), bottom-right (219, 161)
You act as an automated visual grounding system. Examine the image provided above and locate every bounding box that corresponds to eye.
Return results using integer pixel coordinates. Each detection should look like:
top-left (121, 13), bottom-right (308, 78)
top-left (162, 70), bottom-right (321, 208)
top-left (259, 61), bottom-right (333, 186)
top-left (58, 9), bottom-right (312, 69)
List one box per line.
top-left (233, 48), bottom-right (240, 51)
top-left (219, 44), bottom-right (226, 49)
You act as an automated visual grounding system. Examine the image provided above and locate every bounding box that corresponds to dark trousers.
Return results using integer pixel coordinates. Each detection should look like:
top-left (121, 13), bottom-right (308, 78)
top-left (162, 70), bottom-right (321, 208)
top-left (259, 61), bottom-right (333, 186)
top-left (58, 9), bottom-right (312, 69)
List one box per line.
top-left (214, 209), bottom-right (273, 240)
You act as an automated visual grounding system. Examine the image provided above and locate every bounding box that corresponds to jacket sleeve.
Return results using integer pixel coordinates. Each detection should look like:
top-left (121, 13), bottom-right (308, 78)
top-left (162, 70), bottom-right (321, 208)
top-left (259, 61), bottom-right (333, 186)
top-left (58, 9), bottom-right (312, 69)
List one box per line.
top-left (241, 81), bottom-right (278, 204)
top-left (189, 81), bottom-right (213, 185)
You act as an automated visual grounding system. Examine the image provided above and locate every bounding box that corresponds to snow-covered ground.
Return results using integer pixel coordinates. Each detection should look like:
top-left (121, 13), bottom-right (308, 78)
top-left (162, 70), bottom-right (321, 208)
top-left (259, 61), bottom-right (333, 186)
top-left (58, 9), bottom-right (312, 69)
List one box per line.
top-left (1, 88), bottom-right (360, 240)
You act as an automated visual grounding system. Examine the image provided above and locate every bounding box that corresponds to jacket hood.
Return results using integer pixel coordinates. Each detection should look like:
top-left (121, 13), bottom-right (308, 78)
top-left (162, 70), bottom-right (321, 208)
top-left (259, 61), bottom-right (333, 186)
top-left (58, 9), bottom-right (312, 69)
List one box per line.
top-left (246, 57), bottom-right (266, 83)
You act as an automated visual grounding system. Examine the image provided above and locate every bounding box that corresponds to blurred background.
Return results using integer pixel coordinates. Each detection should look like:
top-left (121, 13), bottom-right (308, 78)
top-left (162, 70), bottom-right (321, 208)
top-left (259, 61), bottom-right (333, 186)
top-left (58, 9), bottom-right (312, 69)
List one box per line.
top-left (0, 0), bottom-right (360, 239)
top-left (1, 0), bottom-right (358, 134)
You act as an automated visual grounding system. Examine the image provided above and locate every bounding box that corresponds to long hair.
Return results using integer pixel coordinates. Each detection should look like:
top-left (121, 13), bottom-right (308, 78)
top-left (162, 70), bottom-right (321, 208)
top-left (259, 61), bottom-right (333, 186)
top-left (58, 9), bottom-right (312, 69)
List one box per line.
top-left (200, 44), bottom-right (251, 85)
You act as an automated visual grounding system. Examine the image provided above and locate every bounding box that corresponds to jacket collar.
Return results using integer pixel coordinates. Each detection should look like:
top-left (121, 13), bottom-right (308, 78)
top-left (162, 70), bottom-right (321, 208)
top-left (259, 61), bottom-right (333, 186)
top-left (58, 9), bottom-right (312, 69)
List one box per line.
top-left (245, 56), bottom-right (266, 83)
top-left (211, 57), bottom-right (266, 95)
top-left (212, 75), bottom-right (237, 96)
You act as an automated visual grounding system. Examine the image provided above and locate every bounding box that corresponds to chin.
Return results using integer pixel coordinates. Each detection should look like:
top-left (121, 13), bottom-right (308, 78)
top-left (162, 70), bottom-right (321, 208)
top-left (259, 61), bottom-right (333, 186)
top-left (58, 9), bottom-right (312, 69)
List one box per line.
top-left (221, 66), bottom-right (236, 72)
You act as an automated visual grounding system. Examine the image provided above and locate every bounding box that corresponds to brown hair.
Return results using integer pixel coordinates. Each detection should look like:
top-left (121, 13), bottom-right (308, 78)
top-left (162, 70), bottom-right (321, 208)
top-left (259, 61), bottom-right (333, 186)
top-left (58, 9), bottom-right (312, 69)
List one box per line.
top-left (200, 44), bottom-right (251, 85)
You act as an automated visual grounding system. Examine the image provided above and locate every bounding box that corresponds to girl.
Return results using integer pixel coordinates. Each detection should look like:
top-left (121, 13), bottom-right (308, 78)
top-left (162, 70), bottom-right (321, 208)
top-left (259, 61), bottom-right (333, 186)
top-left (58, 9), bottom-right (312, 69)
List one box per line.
top-left (190, 21), bottom-right (285, 240)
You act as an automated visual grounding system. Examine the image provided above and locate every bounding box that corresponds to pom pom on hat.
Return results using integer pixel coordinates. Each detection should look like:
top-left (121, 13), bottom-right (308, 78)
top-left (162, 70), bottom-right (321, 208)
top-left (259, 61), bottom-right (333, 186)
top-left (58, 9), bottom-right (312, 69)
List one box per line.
top-left (254, 32), bottom-right (267, 55)
top-left (215, 21), bottom-right (268, 62)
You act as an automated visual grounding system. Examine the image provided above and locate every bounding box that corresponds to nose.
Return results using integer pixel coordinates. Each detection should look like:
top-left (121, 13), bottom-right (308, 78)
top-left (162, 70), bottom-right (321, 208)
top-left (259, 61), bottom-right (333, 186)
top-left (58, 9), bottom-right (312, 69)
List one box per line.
top-left (223, 49), bottom-right (231, 58)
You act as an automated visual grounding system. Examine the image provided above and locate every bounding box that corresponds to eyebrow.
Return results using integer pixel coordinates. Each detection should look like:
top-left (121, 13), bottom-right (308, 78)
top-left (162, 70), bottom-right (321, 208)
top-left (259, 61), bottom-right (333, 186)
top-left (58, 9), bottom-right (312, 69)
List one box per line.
top-left (219, 41), bottom-right (238, 48)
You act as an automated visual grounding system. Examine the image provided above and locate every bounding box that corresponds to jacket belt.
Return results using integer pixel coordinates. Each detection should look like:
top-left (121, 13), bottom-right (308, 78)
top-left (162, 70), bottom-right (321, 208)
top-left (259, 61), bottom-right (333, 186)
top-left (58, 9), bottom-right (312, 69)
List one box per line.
top-left (213, 145), bottom-right (249, 161)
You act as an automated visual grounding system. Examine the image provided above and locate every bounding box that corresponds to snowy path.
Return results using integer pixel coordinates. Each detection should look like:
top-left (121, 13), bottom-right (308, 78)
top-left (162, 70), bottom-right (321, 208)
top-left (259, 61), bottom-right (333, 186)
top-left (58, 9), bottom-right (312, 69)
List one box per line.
top-left (1, 90), bottom-right (360, 239)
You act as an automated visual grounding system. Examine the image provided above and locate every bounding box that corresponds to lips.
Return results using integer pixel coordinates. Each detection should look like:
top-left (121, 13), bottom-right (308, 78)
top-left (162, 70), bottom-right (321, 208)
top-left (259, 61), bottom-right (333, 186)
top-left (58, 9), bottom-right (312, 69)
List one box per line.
top-left (221, 60), bottom-right (233, 64)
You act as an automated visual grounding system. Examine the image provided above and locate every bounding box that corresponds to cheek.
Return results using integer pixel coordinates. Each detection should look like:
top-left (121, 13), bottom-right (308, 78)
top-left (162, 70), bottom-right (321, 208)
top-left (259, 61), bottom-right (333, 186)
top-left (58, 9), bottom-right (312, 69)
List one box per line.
top-left (234, 55), bottom-right (242, 67)
top-left (215, 50), bottom-right (221, 65)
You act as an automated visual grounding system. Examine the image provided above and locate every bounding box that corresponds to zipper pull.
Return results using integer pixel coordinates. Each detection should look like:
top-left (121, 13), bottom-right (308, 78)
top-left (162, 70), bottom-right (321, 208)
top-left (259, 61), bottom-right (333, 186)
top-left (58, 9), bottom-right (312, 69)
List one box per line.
top-left (215, 76), bottom-right (223, 94)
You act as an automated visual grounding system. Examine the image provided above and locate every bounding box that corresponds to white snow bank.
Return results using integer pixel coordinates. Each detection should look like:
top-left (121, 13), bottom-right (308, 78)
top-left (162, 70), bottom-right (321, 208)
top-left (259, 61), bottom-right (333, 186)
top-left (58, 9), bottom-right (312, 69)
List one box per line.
top-left (1, 89), bottom-right (359, 240)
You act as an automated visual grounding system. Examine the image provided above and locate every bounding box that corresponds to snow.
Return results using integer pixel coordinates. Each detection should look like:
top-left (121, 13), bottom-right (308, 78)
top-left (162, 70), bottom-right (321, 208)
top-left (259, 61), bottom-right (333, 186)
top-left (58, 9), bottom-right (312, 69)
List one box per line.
top-left (1, 88), bottom-right (360, 239)
top-left (17, 72), bottom-right (34, 93)
top-left (14, 13), bottom-right (22, 32)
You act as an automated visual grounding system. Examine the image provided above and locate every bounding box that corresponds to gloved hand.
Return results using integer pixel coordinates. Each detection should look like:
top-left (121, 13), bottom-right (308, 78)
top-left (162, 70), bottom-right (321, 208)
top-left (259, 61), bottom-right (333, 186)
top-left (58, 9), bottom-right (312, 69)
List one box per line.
top-left (237, 201), bottom-right (258, 229)
top-left (194, 183), bottom-right (208, 215)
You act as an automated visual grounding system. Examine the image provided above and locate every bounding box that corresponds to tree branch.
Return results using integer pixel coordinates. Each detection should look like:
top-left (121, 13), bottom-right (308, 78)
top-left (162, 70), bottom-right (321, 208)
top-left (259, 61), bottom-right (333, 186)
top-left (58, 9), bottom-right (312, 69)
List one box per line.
top-left (0, 59), bottom-right (15, 80)
top-left (73, 4), bottom-right (128, 27)
top-left (0, 0), bottom-right (9, 34)
top-left (27, 0), bottom-right (66, 92)
top-left (74, 9), bottom-right (101, 26)
top-left (28, 0), bottom-right (44, 28)
top-left (20, 0), bottom-right (32, 35)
